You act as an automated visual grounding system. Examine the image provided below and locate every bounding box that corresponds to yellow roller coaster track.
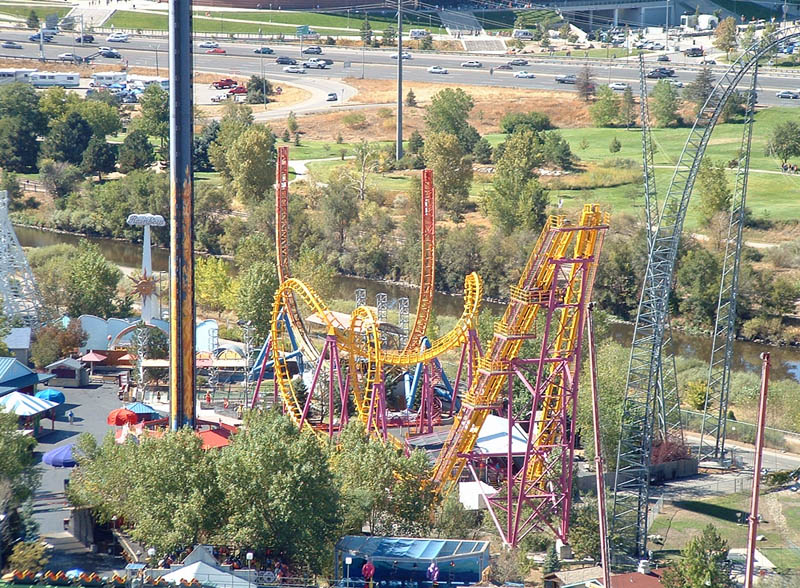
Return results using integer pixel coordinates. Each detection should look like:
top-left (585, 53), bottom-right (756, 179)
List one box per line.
top-left (431, 204), bottom-right (609, 496)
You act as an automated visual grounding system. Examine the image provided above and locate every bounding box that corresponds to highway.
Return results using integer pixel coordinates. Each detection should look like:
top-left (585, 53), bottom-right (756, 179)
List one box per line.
top-left (4, 29), bottom-right (800, 107)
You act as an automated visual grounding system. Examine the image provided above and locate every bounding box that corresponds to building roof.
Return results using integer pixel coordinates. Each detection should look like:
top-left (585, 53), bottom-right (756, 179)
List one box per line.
top-left (46, 357), bottom-right (84, 371)
top-left (587, 569), bottom-right (664, 587)
top-left (336, 536), bottom-right (489, 562)
top-left (4, 327), bottom-right (31, 350)
top-left (0, 357), bottom-right (53, 397)
top-left (544, 566), bottom-right (604, 586)
top-left (0, 391), bottom-right (58, 416)
top-left (197, 428), bottom-right (233, 450)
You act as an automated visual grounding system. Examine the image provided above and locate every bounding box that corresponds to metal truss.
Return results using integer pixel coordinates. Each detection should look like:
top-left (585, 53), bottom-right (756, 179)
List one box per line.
top-left (611, 26), bottom-right (800, 561)
top-left (0, 191), bottom-right (44, 326)
top-left (699, 65), bottom-right (759, 462)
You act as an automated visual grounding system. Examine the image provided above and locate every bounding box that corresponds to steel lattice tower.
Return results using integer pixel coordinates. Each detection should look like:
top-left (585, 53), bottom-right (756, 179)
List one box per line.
top-left (611, 27), bottom-right (799, 561)
top-left (0, 190), bottom-right (43, 326)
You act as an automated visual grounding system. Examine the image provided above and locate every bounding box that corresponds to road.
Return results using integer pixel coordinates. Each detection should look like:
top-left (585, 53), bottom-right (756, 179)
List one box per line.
top-left (6, 30), bottom-right (800, 108)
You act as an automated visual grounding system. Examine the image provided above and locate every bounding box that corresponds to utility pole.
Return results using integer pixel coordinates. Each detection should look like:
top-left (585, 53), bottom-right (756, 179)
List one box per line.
top-left (665, 0), bottom-right (670, 51)
top-left (396, 0), bottom-right (403, 161)
top-left (168, 0), bottom-right (196, 430)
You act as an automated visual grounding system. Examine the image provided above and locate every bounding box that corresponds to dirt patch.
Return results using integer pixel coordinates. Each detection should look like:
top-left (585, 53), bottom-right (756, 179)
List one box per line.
top-left (196, 84), bottom-right (311, 117)
top-left (0, 57), bottom-right (126, 74)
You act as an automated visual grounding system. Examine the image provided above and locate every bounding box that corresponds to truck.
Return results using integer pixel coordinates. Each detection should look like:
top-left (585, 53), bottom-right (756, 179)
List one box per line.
top-left (302, 58), bottom-right (329, 69)
top-left (212, 78), bottom-right (238, 89)
top-left (684, 47), bottom-right (704, 57)
top-left (512, 29), bottom-right (533, 40)
top-left (409, 28), bottom-right (429, 39)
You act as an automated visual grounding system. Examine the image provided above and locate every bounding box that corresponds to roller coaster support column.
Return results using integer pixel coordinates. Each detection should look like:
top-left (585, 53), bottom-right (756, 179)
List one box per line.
top-left (451, 327), bottom-right (482, 418)
top-left (300, 330), bottom-right (347, 436)
top-left (588, 303), bottom-right (612, 587)
top-left (168, 0), bottom-right (195, 431)
top-left (744, 352), bottom-right (770, 588)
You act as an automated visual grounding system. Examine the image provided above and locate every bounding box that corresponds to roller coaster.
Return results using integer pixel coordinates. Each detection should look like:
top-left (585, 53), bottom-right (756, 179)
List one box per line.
top-left (252, 145), bottom-right (609, 546)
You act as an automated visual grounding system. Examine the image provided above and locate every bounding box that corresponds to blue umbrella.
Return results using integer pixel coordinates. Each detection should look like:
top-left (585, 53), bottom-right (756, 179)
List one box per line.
top-left (42, 444), bottom-right (80, 468)
top-left (35, 388), bottom-right (65, 404)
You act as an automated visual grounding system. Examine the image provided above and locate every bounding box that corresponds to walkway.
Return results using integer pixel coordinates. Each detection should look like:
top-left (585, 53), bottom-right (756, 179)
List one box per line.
top-left (437, 9), bottom-right (482, 36)
top-left (65, 5), bottom-right (116, 29)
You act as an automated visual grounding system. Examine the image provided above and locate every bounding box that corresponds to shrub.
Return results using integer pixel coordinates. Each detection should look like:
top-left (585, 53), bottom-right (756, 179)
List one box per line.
top-left (609, 136), bottom-right (621, 153)
top-left (684, 380), bottom-right (709, 410)
top-left (377, 107), bottom-right (393, 119)
top-left (741, 316), bottom-right (783, 341)
top-left (8, 541), bottom-right (50, 572)
top-left (500, 111), bottom-right (553, 134)
top-left (342, 112), bottom-right (368, 129)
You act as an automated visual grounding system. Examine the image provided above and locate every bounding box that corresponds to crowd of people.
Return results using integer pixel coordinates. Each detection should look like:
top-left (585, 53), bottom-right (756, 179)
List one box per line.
top-left (781, 162), bottom-right (799, 173)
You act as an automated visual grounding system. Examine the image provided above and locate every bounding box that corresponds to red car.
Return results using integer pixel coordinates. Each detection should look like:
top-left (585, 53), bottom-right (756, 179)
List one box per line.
top-left (212, 78), bottom-right (237, 89)
top-left (228, 85), bottom-right (247, 95)
top-left (206, 47), bottom-right (226, 54)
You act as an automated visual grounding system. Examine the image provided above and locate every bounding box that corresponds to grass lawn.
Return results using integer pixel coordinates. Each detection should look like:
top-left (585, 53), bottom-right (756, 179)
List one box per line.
top-left (306, 158), bottom-right (414, 192)
top-left (0, 3), bottom-right (70, 19)
top-left (288, 141), bottom-right (357, 160)
top-left (475, 9), bottom-right (559, 32)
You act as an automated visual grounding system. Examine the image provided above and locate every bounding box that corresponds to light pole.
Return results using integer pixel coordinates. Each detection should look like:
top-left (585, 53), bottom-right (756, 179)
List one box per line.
top-left (155, 44), bottom-right (160, 76)
top-left (396, 0), bottom-right (404, 161)
top-left (665, 0), bottom-right (670, 51)
top-left (259, 28), bottom-right (266, 110)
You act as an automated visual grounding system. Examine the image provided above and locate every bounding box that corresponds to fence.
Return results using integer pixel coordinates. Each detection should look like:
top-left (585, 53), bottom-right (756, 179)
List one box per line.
top-left (681, 408), bottom-right (800, 452)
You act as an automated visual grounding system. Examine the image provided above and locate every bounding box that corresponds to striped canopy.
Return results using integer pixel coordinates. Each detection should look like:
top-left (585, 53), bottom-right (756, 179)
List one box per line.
top-left (0, 391), bottom-right (58, 417)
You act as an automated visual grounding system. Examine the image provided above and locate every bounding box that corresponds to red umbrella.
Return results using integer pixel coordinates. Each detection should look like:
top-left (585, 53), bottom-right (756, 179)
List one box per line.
top-left (107, 408), bottom-right (139, 426)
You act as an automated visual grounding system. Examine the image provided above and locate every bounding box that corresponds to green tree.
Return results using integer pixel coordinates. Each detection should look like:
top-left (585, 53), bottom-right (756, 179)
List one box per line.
top-left (1, 170), bottom-right (26, 211)
top-left (196, 256), bottom-right (236, 315)
top-left (675, 247), bottom-right (722, 328)
top-left (209, 104), bottom-right (254, 178)
top-left (424, 88), bottom-right (480, 152)
top-left (293, 242), bottom-right (336, 300)
top-left (766, 120), bottom-right (800, 164)
top-left (405, 88), bottom-right (417, 107)
top-left (569, 500), bottom-right (601, 560)
top-left (42, 111), bottom-right (93, 165)
top-left (382, 24), bottom-right (396, 46)
top-left (8, 541), bottom-right (49, 572)
top-left (0, 412), bottom-right (39, 505)
top-left (0, 82), bottom-right (46, 134)
top-left (246, 74), bottom-right (273, 105)
top-left (352, 139), bottom-right (379, 200)
top-left (137, 84), bottom-right (169, 158)
top-left (756, 275), bottom-right (800, 316)
top-left (216, 411), bottom-right (341, 572)
top-left (319, 171), bottom-right (360, 250)
top-left (542, 545), bottom-right (561, 573)
top-left (473, 137), bottom-right (493, 164)
top-left (0, 83), bottom-right (46, 172)
top-left (360, 17), bottom-right (373, 44)
top-left (30, 321), bottom-right (87, 369)
top-left (226, 124), bottom-right (276, 205)
top-left (741, 23), bottom-right (756, 49)
top-left (684, 380), bottom-right (709, 410)
top-left (407, 130), bottom-right (424, 154)
top-left (65, 242), bottom-right (123, 318)
top-left (71, 99), bottom-right (122, 138)
top-left (433, 492), bottom-right (482, 539)
top-left (760, 21), bottom-right (777, 50)
top-left (26, 9), bottom-right (39, 29)
top-left (651, 79), bottom-right (680, 127)
top-left (420, 34), bottom-right (433, 50)
top-left (39, 86), bottom-right (81, 124)
top-left (683, 67), bottom-right (715, 115)
top-left (194, 183), bottom-right (231, 254)
top-left (487, 129), bottom-right (548, 234)
top-left (422, 131), bottom-right (472, 222)
top-left (713, 17), bottom-right (738, 57)
top-left (576, 64), bottom-right (595, 101)
top-left (193, 120), bottom-right (219, 173)
top-left (620, 85), bottom-right (637, 129)
top-left (593, 230), bottom-right (648, 320)
top-left (696, 158), bottom-right (732, 225)
top-left (287, 110), bottom-right (298, 134)
top-left (590, 85), bottom-right (620, 127)
top-left (661, 524), bottom-right (733, 588)
top-left (38, 159), bottom-right (83, 202)
top-left (118, 129), bottom-right (155, 173)
top-left (499, 111), bottom-right (552, 134)
top-left (235, 260), bottom-right (279, 342)
top-left (543, 131), bottom-right (573, 168)
top-left (82, 136), bottom-right (117, 180)
top-left (609, 136), bottom-right (622, 153)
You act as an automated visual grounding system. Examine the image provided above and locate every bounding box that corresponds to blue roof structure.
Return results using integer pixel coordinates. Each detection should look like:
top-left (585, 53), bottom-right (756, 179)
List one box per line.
top-left (4, 327), bottom-right (31, 350)
top-left (0, 356), bottom-right (53, 397)
top-left (335, 537), bottom-right (490, 585)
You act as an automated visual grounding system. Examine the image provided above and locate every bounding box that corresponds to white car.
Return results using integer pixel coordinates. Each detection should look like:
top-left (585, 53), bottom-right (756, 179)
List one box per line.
top-left (391, 51), bottom-right (412, 60)
top-left (651, 42), bottom-right (664, 50)
top-left (609, 82), bottom-right (629, 90)
top-left (199, 40), bottom-right (219, 48)
top-left (283, 65), bottom-right (305, 74)
top-left (514, 71), bottom-right (535, 78)
top-left (210, 94), bottom-right (228, 103)
top-left (667, 79), bottom-right (684, 88)
top-left (57, 52), bottom-right (78, 61)
top-left (107, 33), bottom-right (129, 42)
top-left (461, 60), bottom-right (483, 68)
top-left (427, 65), bottom-right (448, 74)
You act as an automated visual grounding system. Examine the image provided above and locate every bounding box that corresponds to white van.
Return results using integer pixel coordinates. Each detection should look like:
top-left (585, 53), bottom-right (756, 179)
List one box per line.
top-left (512, 29), bottom-right (533, 39)
top-left (91, 71), bottom-right (127, 86)
top-left (31, 72), bottom-right (80, 88)
top-left (107, 32), bottom-right (129, 42)
top-left (409, 28), bottom-right (429, 39)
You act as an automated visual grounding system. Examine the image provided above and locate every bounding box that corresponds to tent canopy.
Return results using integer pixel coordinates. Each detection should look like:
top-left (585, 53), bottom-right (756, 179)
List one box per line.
top-left (42, 444), bottom-right (80, 468)
top-left (36, 388), bottom-right (66, 404)
top-left (81, 351), bottom-right (107, 362)
top-left (107, 408), bottom-right (138, 426)
top-left (161, 561), bottom-right (254, 588)
top-left (0, 391), bottom-right (58, 417)
top-left (474, 414), bottom-right (529, 455)
top-left (125, 401), bottom-right (160, 418)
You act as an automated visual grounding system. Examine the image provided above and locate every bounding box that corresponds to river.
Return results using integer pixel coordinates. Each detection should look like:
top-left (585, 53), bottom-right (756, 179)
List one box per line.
top-left (15, 224), bottom-right (800, 384)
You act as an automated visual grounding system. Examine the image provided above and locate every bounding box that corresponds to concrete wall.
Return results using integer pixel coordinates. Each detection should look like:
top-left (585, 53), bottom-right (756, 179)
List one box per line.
top-left (69, 507), bottom-right (95, 547)
top-left (575, 458), bottom-right (699, 493)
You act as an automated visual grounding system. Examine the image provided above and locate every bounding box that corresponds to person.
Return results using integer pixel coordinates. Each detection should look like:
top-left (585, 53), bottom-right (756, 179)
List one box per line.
top-left (426, 561), bottom-right (439, 587)
top-left (67, 410), bottom-right (74, 425)
top-left (362, 559), bottom-right (375, 588)
top-left (489, 67), bottom-right (493, 76)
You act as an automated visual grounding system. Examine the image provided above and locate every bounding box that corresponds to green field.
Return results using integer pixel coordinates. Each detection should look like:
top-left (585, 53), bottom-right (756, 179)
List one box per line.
top-left (474, 9), bottom-right (559, 32)
top-left (106, 9), bottom-right (445, 35)
top-left (0, 3), bottom-right (70, 20)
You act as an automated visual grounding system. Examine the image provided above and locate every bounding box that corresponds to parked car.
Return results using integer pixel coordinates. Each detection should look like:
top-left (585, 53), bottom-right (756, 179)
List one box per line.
top-left (391, 51), bottom-right (412, 59)
top-left (609, 82), bottom-right (629, 90)
top-left (206, 47), bottom-right (226, 54)
top-left (199, 40), bottom-right (219, 48)
top-left (75, 34), bottom-right (94, 43)
top-left (702, 59), bottom-right (716, 65)
top-left (1, 41), bottom-right (22, 49)
top-left (513, 70), bottom-right (535, 78)
top-left (228, 85), bottom-right (248, 95)
top-left (302, 45), bottom-right (322, 54)
top-left (212, 78), bottom-right (238, 89)
top-left (461, 60), bottom-right (483, 68)
top-left (555, 74), bottom-right (576, 84)
top-left (777, 90), bottom-right (800, 99)
top-left (507, 58), bottom-right (528, 66)
top-left (276, 56), bottom-right (297, 65)
top-left (253, 47), bottom-right (273, 54)
top-left (283, 65), bottom-right (305, 73)
top-left (651, 42), bottom-right (664, 50)
top-left (326, 92), bottom-right (338, 101)
top-left (427, 65), bottom-right (448, 74)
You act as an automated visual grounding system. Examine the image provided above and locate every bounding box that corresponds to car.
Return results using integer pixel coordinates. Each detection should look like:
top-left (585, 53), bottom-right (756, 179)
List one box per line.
top-left (326, 92), bottom-right (338, 101)
top-left (302, 45), bottom-right (322, 54)
top-left (391, 51), bottom-right (412, 59)
top-left (206, 47), bottom-right (226, 54)
top-left (99, 49), bottom-right (121, 58)
top-left (514, 70), bottom-right (535, 78)
top-left (461, 60), bottom-right (483, 68)
top-left (656, 54), bottom-right (670, 62)
top-left (777, 90), bottom-right (800, 99)
top-left (212, 78), bottom-right (238, 89)
top-left (496, 64), bottom-right (512, 71)
top-left (685, 47), bottom-right (704, 57)
top-left (75, 34), bottom-right (94, 43)
top-left (283, 65), bottom-right (305, 73)
top-left (28, 33), bottom-right (53, 42)
top-left (427, 65), bottom-right (448, 74)
top-left (199, 40), bottom-right (219, 48)
top-left (1, 41), bottom-right (22, 49)
top-left (555, 74), bottom-right (576, 84)
top-left (647, 70), bottom-right (667, 78)
top-left (107, 33), bottom-right (129, 42)
top-left (317, 58), bottom-right (334, 65)
top-left (228, 85), bottom-right (247, 95)
top-left (667, 79), bottom-right (684, 88)
top-left (656, 67), bottom-right (675, 76)
top-left (303, 59), bottom-right (329, 69)
top-left (210, 94), bottom-right (228, 103)
top-left (651, 42), bottom-right (664, 50)
top-left (275, 56), bottom-right (297, 65)
top-left (57, 52), bottom-right (81, 62)
top-left (508, 58), bottom-right (528, 66)
top-left (702, 59), bottom-right (716, 65)
top-left (609, 82), bottom-right (629, 90)
top-left (253, 47), bottom-right (273, 54)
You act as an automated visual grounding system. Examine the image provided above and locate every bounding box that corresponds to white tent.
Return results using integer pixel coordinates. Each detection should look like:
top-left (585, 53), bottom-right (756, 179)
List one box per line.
top-left (161, 562), bottom-right (254, 588)
top-left (459, 480), bottom-right (499, 510)
top-left (474, 414), bottom-right (529, 455)
top-left (0, 391), bottom-right (58, 417)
